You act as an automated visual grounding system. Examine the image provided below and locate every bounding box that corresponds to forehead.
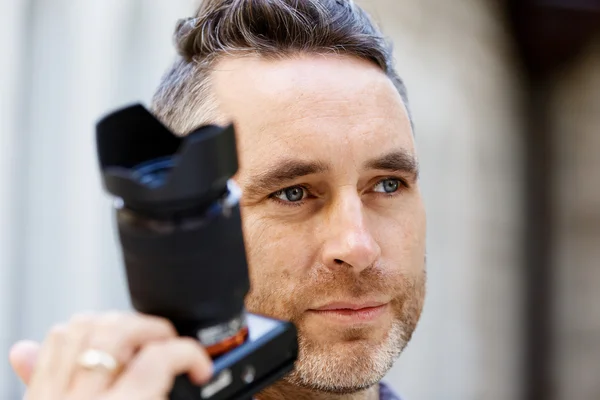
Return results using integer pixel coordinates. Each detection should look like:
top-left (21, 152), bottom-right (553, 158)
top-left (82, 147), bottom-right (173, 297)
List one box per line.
top-left (210, 54), bottom-right (414, 170)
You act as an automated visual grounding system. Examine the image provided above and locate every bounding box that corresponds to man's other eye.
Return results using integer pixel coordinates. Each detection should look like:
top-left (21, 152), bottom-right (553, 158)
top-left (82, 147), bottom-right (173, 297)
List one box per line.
top-left (272, 186), bottom-right (307, 203)
top-left (373, 178), bottom-right (404, 194)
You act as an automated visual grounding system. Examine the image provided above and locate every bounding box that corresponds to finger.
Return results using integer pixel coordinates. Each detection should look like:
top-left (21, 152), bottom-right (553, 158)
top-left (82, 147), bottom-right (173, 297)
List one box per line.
top-left (9, 340), bottom-right (40, 385)
top-left (26, 324), bottom-right (69, 397)
top-left (51, 312), bottom-right (97, 390)
top-left (106, 338), bottom-right (213, 399)
top-left (69, 312), bottom-right (178, 395)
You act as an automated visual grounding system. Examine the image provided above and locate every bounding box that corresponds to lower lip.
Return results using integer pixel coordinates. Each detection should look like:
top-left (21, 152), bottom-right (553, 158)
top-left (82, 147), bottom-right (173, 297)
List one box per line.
top-left (308, 304), bottom-right (388, 323)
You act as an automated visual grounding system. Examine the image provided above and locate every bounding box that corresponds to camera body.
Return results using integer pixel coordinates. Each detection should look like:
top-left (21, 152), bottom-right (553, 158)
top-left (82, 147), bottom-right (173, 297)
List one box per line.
top-left (170, 313), bottom-right (298, 400)
top-left (96, 104), bottom-right (298, 400)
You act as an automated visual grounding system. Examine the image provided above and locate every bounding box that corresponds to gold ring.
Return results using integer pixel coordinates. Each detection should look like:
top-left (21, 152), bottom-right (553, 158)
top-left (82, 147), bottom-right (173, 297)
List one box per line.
top-left (77, 348), bottom-right (121, 373)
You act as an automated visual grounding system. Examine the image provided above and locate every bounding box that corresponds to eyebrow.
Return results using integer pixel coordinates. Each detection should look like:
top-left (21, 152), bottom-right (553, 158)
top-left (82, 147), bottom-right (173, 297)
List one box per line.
top-left (244, 149), bottom-right (419, 197)
top-left (363, 150), bottom-right (420, 181)
top-left (244, 159), bottom-right (329, 197)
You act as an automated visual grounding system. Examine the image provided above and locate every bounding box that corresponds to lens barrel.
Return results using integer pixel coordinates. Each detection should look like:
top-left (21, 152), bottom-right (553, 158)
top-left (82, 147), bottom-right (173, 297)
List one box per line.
top-left (96, 104), bottom-right (250, 339)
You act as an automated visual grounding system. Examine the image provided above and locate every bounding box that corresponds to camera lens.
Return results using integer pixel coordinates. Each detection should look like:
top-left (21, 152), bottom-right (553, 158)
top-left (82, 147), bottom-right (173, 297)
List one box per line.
top-left (96, 104), bottom-right (250, 353)
top-left (133, 157), bottom-right (176, 188)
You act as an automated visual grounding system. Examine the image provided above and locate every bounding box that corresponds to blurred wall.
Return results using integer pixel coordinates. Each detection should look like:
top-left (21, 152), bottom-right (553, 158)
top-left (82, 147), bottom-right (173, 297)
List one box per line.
top-left (552, 36), bottom-right (600, 400)
top-left (0, 1), bottom-right (530, 399)
top-left (0, 2), bottom-right (198, 398)
top-left (364, 1), bottom-right (525, 399)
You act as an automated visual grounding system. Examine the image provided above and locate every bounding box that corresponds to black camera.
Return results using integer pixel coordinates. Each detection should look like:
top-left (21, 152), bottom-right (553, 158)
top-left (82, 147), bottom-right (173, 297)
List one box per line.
top-left (95, 104), bottom-right (298, 400)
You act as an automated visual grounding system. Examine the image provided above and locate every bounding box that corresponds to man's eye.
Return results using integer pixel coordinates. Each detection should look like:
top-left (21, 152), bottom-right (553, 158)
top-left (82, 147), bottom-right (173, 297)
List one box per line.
top-left (373, 178), bottom-right (402, 194)
top-left (273, 186), bottom-right (306, 202)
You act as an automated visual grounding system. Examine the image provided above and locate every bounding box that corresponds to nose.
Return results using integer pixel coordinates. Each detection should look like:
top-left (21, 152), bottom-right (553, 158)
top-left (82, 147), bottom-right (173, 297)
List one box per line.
top-left (320, 191), bottom-right (381, 273)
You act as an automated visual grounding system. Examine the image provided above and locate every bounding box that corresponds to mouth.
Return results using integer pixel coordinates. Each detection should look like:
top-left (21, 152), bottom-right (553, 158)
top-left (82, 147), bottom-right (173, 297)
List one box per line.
top-left (306, 301), bottom-right (389, 323)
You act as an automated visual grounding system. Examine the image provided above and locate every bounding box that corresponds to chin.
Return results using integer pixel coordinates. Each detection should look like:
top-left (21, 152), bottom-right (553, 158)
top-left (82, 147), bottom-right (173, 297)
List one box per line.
top-left (283, 322), bottom-right (407, 393)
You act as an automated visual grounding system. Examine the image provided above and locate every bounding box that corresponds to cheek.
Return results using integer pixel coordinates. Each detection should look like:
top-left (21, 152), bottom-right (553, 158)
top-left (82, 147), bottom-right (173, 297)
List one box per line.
top-left (240, 209), bottom-right (315, 317)
top-left (376, 199), bottom-right (426, 275)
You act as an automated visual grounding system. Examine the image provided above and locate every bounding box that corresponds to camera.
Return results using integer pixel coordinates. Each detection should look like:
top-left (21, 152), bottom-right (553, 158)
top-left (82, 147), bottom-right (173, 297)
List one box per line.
top-left (95, 104), bottom-right (298, 400)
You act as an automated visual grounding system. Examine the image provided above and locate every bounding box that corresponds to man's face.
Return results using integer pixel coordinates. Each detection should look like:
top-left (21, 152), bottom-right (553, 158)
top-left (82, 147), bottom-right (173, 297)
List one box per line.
top-left (210, 54), bottom-right (426, 393)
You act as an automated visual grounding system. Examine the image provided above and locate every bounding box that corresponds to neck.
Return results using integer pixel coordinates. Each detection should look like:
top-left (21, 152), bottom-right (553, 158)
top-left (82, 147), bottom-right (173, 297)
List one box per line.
top-left (256, 381), bottom-right (380, 400)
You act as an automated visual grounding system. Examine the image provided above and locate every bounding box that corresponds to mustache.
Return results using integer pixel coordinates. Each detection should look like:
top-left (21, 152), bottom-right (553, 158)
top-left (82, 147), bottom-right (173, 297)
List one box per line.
top-left (291, 264), bottom-right (405, 311)
top-left (245, 261), bottom-right (419, 325)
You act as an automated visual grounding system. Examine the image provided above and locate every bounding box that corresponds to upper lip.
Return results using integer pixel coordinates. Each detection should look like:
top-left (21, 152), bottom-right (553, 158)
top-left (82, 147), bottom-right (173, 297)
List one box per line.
top-left (310, 301), bottom-right (388, 311)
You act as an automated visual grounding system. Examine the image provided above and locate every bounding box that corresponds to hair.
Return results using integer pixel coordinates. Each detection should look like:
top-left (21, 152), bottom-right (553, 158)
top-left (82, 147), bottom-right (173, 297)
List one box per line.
top-left (151, 0), bottom-right (411, 135)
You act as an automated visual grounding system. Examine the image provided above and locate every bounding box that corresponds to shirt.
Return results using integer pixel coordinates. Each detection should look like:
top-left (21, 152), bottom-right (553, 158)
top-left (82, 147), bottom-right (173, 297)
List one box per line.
top-left (379, 382), bottom-right (402, 400)
top-left (250, 381), bottom-right (402, 399)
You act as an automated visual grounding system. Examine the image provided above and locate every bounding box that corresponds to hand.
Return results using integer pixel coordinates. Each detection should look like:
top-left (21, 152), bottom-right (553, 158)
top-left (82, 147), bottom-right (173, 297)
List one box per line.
top-left (8, 311), bottom-right (213, 399)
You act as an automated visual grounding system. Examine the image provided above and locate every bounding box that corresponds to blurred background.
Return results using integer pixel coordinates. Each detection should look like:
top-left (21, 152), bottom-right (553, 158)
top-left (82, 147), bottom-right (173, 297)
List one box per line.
top-left (0, 0), bottom-right (599, 399)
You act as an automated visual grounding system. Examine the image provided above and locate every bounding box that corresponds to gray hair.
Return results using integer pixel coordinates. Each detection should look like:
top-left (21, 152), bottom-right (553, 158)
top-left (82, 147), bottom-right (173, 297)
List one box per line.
top-left (151, 0), bottom-right (411, 134)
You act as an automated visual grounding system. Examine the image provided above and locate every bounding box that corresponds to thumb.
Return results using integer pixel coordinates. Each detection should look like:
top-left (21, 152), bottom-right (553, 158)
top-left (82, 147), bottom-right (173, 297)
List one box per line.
top-left (9, 340), bottom-right (40, 385)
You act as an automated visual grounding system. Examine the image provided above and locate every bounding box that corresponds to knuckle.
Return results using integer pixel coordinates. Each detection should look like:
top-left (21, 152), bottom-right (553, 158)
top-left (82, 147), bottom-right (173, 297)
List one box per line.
top-left (48, 324), bottom-right (67, 340)
top-left (138, 312), bottom-right (174, 326)
top-left (98, 310), bottom-right (129, 327)
top-left (69, 311), bottom-right (96, 327)
top-left (140, 342), bottom-right (165, 362)
top-left (149, 316), bottom-right (177, 335)
top-left (179, 336), bottom-right (201, 349)
top-left (92, 311), bottom-right (132, 335)
top-left (86, 312), bottom-right (130, 349)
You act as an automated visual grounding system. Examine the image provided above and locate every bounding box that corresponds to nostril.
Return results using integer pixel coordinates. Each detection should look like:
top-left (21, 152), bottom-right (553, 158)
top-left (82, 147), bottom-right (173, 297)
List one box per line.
top-left (334, 259), bottom-right (343, 264)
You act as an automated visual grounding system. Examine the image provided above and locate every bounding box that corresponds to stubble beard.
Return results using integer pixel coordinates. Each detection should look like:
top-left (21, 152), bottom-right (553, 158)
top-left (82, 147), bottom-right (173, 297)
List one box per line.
top-left (246, 265), bottom-right (426, 395)
top-left (284, 319), bottom-right (409, 394)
